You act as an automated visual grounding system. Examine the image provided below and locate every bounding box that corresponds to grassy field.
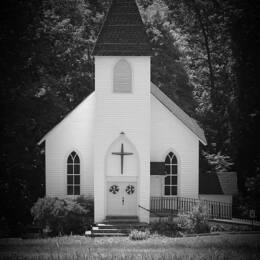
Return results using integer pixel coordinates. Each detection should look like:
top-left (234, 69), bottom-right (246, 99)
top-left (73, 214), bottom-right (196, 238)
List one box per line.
top-left (0, 234), bottom-right (259, 260)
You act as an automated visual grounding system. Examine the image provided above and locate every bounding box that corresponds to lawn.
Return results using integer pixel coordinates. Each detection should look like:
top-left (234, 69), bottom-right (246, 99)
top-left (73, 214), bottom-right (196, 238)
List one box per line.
top-left (0, 234), bottom-right (259, 260)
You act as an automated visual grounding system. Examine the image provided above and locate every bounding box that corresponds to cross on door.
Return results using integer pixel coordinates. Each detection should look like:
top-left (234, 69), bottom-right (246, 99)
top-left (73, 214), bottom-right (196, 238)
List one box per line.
top-left (112, 143), bottom-right (133, 174)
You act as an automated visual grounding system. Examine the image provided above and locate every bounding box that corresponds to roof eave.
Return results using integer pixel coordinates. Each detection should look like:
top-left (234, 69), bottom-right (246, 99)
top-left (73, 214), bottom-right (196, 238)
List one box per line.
top-left (151, 83), bottom-right (207, 145)
top-left (37, 138), bottom-right (45, 146)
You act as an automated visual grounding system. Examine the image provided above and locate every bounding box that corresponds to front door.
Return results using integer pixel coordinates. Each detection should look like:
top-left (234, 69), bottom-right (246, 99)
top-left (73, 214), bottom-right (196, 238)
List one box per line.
top-left (107, 182), bottom-right (137, 216)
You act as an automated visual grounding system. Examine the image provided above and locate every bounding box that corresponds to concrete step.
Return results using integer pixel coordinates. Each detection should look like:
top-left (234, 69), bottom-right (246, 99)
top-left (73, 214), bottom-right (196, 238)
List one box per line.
top-left (106, 216), bottom-right (139, 221)
top-left (106, 215), bottom-right (139, 219)
top-left (90, 232), bottom-right (127, 237)
top-left (92, 228), bottom-right (129, 234)
top-left (86, 218), bottom-right (149, 237)
top-left (103, 219), bottom-right (140, 223)
top-left (97, 223), bottom-right (148, 229)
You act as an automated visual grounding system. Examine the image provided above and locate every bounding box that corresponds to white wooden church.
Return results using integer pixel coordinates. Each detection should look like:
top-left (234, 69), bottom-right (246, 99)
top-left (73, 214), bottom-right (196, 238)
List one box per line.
top-left (39, 0), bottom-right (237, 223)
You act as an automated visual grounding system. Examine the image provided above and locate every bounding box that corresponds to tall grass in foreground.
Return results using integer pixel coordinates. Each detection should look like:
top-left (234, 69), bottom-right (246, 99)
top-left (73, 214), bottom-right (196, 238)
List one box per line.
top-left (0, 234), bottom-right (259, 259)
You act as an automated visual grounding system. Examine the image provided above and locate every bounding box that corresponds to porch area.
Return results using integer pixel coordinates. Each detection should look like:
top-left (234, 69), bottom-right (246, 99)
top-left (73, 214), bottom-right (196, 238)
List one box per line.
top-left (148, 196), bottom-right (232, 220)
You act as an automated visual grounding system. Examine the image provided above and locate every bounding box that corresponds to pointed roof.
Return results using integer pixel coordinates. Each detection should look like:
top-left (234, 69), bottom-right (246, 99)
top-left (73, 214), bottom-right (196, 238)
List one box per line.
top-left (151, 83), bottom-right (207, 145)
top-left (92, 0), bottom-right (152, 56)
top-left (39, 83), bottom-right (207, 145)
top-left (199, 171), bottom-right (238, 195)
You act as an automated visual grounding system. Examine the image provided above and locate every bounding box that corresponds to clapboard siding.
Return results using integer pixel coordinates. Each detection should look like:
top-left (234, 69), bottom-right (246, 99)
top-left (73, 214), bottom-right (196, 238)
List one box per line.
top-left (151, 95), bottom-right (199, 199)
top-left (94, 56), bottom-right (151, 223)
top-left (45, 81), bottom-right (201, 209)
top-left (150, 176), bottom-right (163, 196)
top-left (45, 93), bottom-right (95, 198)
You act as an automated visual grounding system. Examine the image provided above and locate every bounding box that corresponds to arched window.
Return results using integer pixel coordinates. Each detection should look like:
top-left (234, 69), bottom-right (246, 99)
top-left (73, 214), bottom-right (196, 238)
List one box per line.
top-left (67, 151), bottom-right (80, 195)
top-left (164, 152), bottom-right (178, 196)
top-left (113, 59), bottom-right (132, 93)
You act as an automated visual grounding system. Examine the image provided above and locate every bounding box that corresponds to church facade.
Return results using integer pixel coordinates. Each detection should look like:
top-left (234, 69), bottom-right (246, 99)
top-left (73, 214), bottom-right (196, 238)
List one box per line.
top-left (39, 0), bottom-right (237, 223)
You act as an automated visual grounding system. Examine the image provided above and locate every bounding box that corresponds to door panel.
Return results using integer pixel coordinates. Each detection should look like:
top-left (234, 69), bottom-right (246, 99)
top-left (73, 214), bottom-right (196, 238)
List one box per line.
top-left (107, 182), bottom-right (137, 216)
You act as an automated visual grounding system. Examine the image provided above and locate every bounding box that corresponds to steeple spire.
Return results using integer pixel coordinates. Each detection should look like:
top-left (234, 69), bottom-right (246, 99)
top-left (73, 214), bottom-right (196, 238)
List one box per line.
top-left (92, 0), bottom-right (152, 56)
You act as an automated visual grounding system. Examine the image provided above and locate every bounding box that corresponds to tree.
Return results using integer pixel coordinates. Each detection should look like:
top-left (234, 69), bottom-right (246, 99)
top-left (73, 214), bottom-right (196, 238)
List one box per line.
top-left (140, 0), bottom-right (196, 115)
top-left (0, 0), bottom-right (107, 235)
top-left (229, 0), bottom-right (260, 192)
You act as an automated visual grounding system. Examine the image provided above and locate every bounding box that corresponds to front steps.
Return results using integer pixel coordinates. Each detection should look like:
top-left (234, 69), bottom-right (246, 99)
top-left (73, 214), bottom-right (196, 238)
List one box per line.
top-left (104, 215), bottom-right (139, 223)
top-left (85, 216), bottom-right (148, 237)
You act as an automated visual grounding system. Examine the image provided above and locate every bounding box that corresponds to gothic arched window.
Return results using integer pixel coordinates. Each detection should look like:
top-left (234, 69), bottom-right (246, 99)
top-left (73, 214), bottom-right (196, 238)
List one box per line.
top-left (67, 151), bottom-right (80, 195)
top-left (164, 152), bottom-right (178, 196)
top-left (113, 59), bottom-right (132, 93)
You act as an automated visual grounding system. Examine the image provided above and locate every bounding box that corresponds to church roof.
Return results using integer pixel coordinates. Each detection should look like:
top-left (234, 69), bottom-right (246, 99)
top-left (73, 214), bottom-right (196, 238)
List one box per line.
top-left (217, 172), bottom-right (238, 195)
top-left (199, 172), bottom-right (223, 194)
top-left (199, 171), bottom-right (238, 195)
top-left (92, 0), bottom-right (152, 56)
top-left (39, 83), bottom-right (207, 145)
top-left (151, 83), bottom-right (207, 145)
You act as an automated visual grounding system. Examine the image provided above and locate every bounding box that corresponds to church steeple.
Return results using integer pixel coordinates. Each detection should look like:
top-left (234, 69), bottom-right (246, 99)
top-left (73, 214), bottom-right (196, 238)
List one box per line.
top-left (93, 0), bottom-right (152, 56)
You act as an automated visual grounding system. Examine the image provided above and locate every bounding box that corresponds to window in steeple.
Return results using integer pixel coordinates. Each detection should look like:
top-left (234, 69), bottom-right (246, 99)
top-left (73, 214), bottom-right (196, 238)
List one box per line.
top-left (114, 59), bottom-right (132, 93)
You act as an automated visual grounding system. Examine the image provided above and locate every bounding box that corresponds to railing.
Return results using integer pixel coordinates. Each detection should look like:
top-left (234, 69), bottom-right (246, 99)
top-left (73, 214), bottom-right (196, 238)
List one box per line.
top-left (138, 204), bottom-right (162, 218)
top-left (150, 196), bottom-right (232, 220)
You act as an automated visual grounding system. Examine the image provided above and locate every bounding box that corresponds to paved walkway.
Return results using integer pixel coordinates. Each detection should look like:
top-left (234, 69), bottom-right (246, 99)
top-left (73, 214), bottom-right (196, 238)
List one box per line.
top-left (211, 218), bottom-right (260, 226)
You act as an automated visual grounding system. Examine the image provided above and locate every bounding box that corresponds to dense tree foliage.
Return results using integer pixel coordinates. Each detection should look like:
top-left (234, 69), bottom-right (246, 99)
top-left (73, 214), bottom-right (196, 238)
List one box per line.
top-left (0, 0), bottom-right (105, 235)
top-left (1, 0), bottom-right (259, 234)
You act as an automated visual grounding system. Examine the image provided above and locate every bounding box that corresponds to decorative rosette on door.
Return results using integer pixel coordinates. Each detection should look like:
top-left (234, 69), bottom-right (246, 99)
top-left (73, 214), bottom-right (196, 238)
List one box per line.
top-left (109, 185), bottom-right (119, 194)
top-left (125, 184), bottom-right (135, 195)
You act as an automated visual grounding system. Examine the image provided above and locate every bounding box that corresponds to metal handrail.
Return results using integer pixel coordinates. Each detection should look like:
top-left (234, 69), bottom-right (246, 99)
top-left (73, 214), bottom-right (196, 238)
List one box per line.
top-left (150, 196), bottom-right (233, 219)
top-left (150, 196), bottom-right (232, 207)
top-left (138, 204), bottom-right (168, 218)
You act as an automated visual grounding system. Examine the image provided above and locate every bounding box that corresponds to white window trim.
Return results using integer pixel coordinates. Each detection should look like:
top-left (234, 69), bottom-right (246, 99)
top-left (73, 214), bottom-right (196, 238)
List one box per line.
top-left (164, 152), bottom-right (178, 196)
top-left (67, 151), bottom-right (81, 196)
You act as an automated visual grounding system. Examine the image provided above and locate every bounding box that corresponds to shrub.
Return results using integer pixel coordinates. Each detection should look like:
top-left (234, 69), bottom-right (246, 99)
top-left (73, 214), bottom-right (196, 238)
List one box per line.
top-left (75, 196), bottom-right (94, 230)
top-left (175, 202), bottom-right (210, 234)
top-left (149, 221), bottom-right (181, 237)
top-left (31, 197), bottom-right (93, 236)
top-left (129, 229), bottom-right (150, 240)
top-left (75, 196), bottom-right (94, 215)
top-left (210, 224), bottom-right (225, 232)
top-left (188, 202), bottom-right (210, 233)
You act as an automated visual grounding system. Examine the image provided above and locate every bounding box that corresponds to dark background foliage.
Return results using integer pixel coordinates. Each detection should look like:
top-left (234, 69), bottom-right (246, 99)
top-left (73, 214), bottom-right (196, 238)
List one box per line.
top-left (0, 0), bottom-right (259, 235)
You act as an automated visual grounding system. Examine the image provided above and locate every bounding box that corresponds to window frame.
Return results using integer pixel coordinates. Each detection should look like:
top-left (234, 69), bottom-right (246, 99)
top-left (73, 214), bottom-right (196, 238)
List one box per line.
top-left (164, 152), bottom-right (178, 196)
top-left (67, 151), bottom-right (80, 196)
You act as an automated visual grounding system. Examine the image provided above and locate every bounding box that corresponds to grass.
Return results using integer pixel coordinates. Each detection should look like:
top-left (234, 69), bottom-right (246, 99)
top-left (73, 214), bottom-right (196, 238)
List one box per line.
top-left (0, 234), bottom-right (260, 259)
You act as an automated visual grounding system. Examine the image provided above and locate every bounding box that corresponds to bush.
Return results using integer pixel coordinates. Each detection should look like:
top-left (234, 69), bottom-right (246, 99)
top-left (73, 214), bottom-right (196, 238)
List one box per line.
top-left (174, 203), bottom-right (210, 234)
top-left (150, 204), bottom-right (210, 236)
top-left (149, 221), bottom-right (181, 237)
top-left (75, 196), bottom-right (94, 230)
top-left (210, 224), bottom-right (225, 232)
top-left (129, 229), bottom-right (150, 240)
top-left (75, 196), bottom-right (94, 215)
top-left (31, 197), bottom-right (94, 236)
top-left (187, 202), bottom-right (210, 233)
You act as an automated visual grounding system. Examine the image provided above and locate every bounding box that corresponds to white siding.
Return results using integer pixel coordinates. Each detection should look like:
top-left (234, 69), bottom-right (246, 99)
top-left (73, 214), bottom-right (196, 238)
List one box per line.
top-left (151, 94), bottom-right (199, 199)
top-left (106, 136), bottom-right (138, 177)
top-left (94, 56), bottom-right (151, 223)
top-left (151, 176), bottom-right (163, 196)
top-left (43, 73), bottom-right (205, 222)
top-left (45, 93), bottom-right (95, 198)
